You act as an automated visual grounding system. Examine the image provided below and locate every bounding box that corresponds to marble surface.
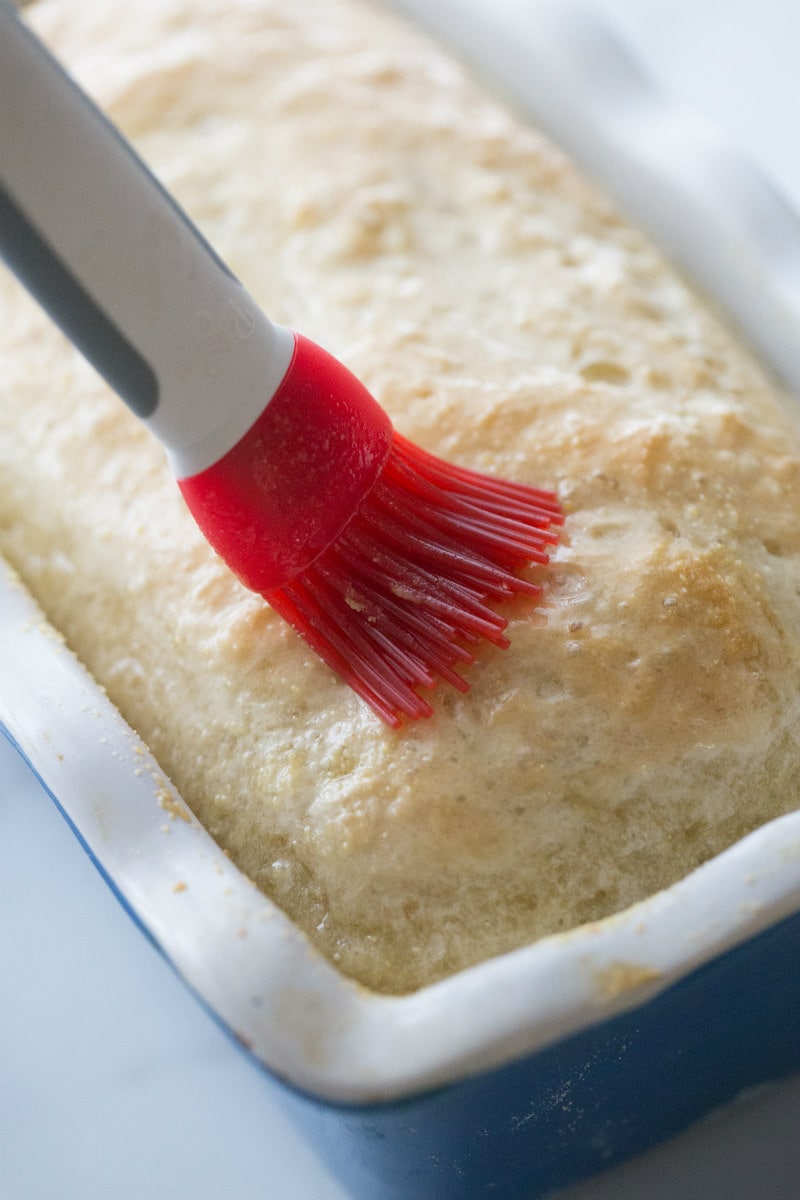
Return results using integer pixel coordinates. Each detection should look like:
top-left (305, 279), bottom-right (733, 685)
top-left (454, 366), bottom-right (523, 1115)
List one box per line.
top-left (3, 2), bottom-right (800, 1197)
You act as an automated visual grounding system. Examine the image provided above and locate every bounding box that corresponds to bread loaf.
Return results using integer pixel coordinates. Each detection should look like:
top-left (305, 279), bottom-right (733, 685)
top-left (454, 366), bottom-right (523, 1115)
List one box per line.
top-left (3, 0), bottom-right (800, 993)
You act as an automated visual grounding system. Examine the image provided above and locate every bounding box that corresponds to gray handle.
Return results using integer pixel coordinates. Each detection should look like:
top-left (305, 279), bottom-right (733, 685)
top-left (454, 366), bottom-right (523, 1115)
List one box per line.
top-left (0, 5), bottom-right (293, 476)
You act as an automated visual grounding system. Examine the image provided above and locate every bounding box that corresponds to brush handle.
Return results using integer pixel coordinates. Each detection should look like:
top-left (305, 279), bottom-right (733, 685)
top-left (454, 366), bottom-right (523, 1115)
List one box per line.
top-left (0, 3), bottom-right (294, 478)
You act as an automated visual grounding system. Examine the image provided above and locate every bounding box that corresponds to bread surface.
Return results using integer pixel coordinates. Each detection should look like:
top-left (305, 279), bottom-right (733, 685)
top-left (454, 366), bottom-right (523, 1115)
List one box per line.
top-left (3, 0), bottom-right (800, 992)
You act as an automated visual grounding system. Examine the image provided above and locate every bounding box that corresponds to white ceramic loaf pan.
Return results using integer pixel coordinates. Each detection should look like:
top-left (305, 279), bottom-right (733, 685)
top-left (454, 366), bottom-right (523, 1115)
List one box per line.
top-left (2, 3), bottom-right (800, 1198)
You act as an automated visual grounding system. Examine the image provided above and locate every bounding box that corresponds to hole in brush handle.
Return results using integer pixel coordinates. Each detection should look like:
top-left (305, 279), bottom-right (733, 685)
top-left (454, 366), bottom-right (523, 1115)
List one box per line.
top-left (0, 183), bottom-right (159, 419)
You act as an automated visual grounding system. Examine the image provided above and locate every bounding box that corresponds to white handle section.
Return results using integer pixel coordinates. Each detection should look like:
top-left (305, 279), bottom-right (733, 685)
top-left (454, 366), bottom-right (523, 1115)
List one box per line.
top-left (0, 5), bottom-right (294, 477)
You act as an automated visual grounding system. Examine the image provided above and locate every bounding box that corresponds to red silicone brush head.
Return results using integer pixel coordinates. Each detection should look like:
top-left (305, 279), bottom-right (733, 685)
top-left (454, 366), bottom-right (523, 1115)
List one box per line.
top-left (179, 333), bottom-right (564, 727)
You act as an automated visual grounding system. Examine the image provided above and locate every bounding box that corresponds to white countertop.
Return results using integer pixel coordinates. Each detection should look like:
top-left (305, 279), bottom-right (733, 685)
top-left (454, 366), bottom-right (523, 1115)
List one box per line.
top-left (3, 2), bottom-right (800, 1197)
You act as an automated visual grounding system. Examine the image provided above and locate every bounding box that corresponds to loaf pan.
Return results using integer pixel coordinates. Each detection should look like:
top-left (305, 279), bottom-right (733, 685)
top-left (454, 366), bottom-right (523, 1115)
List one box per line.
top-left (2, 3), bottom-right (800, 1197)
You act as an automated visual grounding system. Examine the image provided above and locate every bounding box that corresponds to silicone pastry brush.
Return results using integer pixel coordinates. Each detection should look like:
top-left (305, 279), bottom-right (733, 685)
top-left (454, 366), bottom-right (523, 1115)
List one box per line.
top-left (0, 5), bottom-right (563, 727)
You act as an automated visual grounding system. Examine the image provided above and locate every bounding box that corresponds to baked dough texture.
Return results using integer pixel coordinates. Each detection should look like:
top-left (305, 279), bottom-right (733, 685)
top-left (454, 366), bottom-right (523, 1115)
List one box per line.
top-left (3, 0), bottom-right (800, 994)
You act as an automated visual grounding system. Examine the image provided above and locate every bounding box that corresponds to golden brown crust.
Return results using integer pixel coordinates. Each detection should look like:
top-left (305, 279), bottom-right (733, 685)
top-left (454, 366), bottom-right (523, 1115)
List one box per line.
top-left (3, 0), bottom-right (800, 992)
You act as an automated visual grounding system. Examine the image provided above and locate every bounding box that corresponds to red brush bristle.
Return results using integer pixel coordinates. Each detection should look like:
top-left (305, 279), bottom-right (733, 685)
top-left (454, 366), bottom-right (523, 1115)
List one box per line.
top-left (266, 432), bottom-right (564, 727)
top-left (178, 334), bottom-right (564, 726)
